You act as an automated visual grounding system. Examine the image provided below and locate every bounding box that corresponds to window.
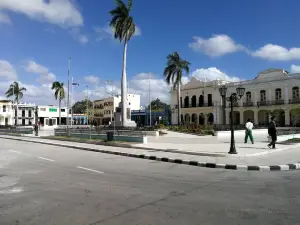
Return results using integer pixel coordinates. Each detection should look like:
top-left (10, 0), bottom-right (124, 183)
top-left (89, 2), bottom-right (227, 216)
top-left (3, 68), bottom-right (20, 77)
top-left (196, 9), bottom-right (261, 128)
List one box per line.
top-left (22, 110), bottom-right (25, 117)
top-left (3, 105), bottom-right (6, 112)
top-left (208, 94), bottom-right (213, 106)
top-left (29, 120), bottom-right (32, 125)
top-left (260, 90), bottom-right (266, 101)
top-left (293, 87), bottom-right (299, 99)
top-left (246, 92), bottom-right (251, 102)
top-left (22, 119), bottom-right (25, 125)
top-left (52, 119), bottom-right (56, 125)
top-left (61, 109), bottom-right (66, 112)
top-left (28, 110), bottom-right (32, 117)
top-left (40, 108), bottom-right (46, 111)
top-left (15, 109), bottom-right (17, 117)
top-left (275, 88), bottom-right (282, 100)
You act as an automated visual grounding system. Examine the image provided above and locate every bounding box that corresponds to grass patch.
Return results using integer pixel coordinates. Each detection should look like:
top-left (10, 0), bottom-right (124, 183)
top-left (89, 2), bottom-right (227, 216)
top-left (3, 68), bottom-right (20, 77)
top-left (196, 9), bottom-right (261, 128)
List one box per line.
top-left (42, 136), bottom-right (104, 143)
top-left (282, 138), bottom-right (300, 143)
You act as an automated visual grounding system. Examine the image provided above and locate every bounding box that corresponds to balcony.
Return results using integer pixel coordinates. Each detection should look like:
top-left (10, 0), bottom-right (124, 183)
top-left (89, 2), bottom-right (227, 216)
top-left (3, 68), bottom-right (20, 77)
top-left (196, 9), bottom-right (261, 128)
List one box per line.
top-left (257, 100), bottom-right (285, 107)
top-left (289, 98), bottom-right (300, 104)
top-left (243, 101), bottom-right (254, 107)
top-left (228, 102), bottom-right (239, 107)
top-left (182, 102), bottom-right (214, 108)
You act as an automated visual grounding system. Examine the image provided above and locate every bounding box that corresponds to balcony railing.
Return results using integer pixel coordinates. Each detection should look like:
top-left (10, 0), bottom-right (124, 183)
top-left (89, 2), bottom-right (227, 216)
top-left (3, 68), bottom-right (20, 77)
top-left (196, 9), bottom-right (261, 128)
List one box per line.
top-left (257, 100), bottom-right (285, 107)
top-left (182, 102), bottom-right (214, 108)
top-left (243, 101), bottom-right (254, 107)
top-left (289, 98), bottom-right (300, 104)
top-left (228, 102), bottom-right (239, 107)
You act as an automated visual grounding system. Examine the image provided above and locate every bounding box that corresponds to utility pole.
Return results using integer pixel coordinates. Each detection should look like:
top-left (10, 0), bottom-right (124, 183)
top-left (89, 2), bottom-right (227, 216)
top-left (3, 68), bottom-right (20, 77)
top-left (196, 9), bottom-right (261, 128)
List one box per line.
top-left (106, 80), bottom-right (114, 124)
top-left (67, 57), bottom-right (71, 126)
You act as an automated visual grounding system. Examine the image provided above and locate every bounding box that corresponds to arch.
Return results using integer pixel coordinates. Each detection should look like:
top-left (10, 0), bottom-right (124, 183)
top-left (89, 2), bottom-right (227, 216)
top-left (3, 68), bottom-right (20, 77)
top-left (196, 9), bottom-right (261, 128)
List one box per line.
top-left (199, 113), bottom-right (205, 125)
top-left (184, 113), bottom-right (190, 124)
top-left (207, 113), bottom-right (214, 124)
top-left (191, 95), bottom-right (197, 107)
top-left (191, 113), bottom-right (198, 124)
top-left (273, 109), bottom-right (285, 127)
top-left (199, 95), bottom-right (204, 107)
top-left (258, 110), bottom-right (271, 125)
top-left (180, 114), bottom-right (184, 124)
top-left (184, 96), bottom-right (189, 108)
top-left (243, 110), bottom-right (254, 124)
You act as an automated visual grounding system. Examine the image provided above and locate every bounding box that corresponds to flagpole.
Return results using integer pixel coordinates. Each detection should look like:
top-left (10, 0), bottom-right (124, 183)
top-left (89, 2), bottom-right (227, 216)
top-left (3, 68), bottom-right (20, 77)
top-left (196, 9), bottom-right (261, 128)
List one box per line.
top-left (67, 57), bottom-right (71, 126)
top-left (71, 77), bottom-right (73, 127)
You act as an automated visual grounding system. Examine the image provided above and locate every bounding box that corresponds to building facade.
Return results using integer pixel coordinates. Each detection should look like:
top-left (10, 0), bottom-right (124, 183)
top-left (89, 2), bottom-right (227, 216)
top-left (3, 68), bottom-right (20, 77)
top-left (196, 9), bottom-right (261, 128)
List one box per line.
top-left (38, 105), bottom-right (70, 128)
top-left (0, 100), bottom-right (14, 126)
top-left (131, 108), bottom-right (170, 126)
top-left (90, 94), bottom-right (141, 126)
top-left (170, 69), bottom-right (300, 127)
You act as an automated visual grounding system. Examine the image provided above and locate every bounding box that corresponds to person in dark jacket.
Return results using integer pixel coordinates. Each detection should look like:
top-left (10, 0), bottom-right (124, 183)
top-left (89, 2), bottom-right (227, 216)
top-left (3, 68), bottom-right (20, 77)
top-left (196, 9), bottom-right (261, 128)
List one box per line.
top-left (268, 116), bottom-right (277, 149)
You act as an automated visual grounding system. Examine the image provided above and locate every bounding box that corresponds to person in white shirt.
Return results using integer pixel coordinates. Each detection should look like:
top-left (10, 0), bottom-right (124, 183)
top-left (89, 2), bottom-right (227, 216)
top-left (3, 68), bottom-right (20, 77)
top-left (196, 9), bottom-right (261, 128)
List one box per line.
top-left (244, 118), bottom-right (254, 144)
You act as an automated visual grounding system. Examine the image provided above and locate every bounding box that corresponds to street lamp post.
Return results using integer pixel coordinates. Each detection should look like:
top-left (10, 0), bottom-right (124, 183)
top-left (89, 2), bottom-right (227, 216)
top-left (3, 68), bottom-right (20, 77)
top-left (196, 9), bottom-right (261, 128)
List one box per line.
top-left (219, 85), bottom-right (245, 154)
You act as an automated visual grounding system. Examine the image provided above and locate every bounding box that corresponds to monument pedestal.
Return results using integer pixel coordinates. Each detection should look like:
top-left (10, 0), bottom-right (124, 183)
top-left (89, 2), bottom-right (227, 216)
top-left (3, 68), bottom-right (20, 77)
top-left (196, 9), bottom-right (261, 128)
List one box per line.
top-left (113, 104), bottom-right (136, 128)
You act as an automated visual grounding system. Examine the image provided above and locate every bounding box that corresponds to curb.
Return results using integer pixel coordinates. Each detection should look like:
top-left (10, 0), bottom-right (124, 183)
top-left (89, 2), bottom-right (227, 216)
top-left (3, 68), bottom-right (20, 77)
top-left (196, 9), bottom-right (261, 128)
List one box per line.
top-left (1, 136), bottom-right (300, 172)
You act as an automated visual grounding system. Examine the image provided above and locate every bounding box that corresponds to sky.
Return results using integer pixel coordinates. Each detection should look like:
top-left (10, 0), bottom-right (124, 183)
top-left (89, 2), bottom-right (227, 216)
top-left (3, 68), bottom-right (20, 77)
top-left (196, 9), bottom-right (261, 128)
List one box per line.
top-left (1, 0), bottom-right (300, 106)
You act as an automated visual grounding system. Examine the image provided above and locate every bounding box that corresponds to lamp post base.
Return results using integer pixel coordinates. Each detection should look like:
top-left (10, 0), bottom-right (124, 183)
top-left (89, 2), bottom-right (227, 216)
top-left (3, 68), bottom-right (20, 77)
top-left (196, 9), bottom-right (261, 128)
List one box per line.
top-left (228, 147), bottom-right (237, 154)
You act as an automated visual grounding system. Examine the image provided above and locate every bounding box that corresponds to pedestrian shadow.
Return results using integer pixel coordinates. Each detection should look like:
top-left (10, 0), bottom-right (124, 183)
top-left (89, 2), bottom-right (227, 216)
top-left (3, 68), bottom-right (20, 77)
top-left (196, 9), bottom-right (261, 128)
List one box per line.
top-left (238, 146), bottom-right (270, 150)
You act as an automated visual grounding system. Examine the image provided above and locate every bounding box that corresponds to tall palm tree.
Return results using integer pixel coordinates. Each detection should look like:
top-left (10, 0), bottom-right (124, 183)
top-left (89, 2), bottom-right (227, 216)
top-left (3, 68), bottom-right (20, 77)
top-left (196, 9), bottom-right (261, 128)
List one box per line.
top-left (51, 81), bottom-right (65, 125)
top-left (5, 81), bottom-right (27, 103)
top-left (109, 0), bottom-right (136, 127)
top-left (5, 82), bottom-right (27, 126)
top-left (163, 52), bottom-right (190, 125)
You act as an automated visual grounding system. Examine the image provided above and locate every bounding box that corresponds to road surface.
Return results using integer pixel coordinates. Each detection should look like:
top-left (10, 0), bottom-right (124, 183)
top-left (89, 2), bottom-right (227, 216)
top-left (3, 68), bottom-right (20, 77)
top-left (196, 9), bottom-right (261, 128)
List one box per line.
top-left (0, 139), bottom-right (299, 225)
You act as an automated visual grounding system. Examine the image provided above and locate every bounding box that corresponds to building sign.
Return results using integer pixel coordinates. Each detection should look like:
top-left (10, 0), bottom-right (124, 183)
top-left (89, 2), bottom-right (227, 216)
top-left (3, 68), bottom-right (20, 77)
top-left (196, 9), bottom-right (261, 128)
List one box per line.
top-left (49, 108), bottom-right (57, 112)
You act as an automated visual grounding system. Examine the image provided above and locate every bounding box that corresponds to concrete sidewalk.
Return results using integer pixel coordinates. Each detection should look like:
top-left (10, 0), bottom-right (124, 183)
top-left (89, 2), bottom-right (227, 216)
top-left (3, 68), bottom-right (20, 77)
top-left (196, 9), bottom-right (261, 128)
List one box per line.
top-left (1, 135), bottom-right (300, 172)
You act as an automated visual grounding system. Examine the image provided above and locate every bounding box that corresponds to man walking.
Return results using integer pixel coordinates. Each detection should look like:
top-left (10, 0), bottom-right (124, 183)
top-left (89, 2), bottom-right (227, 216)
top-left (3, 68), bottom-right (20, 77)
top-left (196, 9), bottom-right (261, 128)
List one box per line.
top-left (268, 116), bottom-right (277, 149)
top-left (244, 118), bottom-right (254, 144)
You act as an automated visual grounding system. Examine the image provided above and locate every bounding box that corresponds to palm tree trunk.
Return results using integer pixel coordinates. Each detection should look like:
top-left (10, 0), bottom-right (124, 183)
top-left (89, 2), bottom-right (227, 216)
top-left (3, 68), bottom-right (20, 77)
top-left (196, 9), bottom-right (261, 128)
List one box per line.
top-left (121, 40), bottom-right (128, 127)
top-left (177, 84), bottom-right (181, 125)
top-left (58, 99), bottom-right (61, 125)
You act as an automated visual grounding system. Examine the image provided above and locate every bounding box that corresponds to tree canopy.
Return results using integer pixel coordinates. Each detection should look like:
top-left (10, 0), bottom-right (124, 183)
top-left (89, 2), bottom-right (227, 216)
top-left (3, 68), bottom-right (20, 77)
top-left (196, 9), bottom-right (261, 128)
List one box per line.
top-left (148, 98), bottom-right (170, 111)
top-left (72, 100), bottom-right (93, 114)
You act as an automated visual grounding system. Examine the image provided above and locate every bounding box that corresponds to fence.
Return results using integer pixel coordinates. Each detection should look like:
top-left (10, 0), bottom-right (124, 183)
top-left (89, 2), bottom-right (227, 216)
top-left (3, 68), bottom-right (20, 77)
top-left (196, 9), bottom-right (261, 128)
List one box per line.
top-left (0, 127), bottom-right (34, 135)
top-left (54, 128), bottom-right (146, 143)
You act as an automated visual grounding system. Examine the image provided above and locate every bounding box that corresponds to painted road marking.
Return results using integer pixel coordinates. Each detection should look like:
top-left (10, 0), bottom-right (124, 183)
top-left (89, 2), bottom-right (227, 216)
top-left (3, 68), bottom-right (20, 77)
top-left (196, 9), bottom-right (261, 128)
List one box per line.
top-left (76, 166), bottom-right (104, 174)
top-left (9, 150), bottom-right (22, 154)
top-left (38, 157), bottom-right (55, 162)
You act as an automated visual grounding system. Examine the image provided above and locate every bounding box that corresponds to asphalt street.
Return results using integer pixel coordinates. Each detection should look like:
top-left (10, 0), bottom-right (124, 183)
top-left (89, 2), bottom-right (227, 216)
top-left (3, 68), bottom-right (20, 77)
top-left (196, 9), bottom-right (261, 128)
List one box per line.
top-left (0, 139), bottom-right (300, 225)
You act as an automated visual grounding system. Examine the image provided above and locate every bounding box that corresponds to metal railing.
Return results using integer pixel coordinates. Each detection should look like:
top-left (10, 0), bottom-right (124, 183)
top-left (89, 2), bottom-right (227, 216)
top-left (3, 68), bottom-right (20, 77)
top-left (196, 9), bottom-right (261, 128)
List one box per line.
top-left (243, 101), bottom-right (254, 107)
top-left (182, 102), bottom-right (214, 108)
top-left (289, 98), bottom-right (300, 104)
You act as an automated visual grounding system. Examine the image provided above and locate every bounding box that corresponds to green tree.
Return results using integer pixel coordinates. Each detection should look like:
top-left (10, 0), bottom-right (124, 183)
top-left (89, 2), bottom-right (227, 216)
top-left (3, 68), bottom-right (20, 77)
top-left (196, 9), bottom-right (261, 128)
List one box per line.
top-left (148, 98), bottom-right (170, 111)
top-left (109, 0), bottom-right (136, 126)
top-left (72, 100), bottom-right (93, 114)
top-left (5, 82), bottom-right (27, 126)
top-left (51, 81), bottom-right (65, 125)
top-left (163, 52), bottom-right (190, 125)
top-left (5, 81), bottom-right (27, 103)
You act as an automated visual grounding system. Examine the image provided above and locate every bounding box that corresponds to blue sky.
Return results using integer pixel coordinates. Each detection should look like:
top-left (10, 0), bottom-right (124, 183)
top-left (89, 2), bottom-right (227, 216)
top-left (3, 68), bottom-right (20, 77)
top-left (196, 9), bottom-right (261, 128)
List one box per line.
top-left (1, 0), bottom-right (300, 105)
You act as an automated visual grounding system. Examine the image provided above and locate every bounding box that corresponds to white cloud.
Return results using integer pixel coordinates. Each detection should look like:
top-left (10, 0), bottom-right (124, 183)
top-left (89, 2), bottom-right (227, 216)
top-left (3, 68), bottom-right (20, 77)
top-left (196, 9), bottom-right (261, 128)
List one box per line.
top-left (191, 67), bottom-right (240, 82)
top-left (0, 11), bottom-right (11, 24)
top-left (189, 34), bottom-right (245, 57)
top-left (290, 65), bottom-right (300, 73)
top-left (25, 61), bottom-right (56, 84)
top-left (0, 60), bottom-right (17, 80)
top-left (0, 0), bottom-right (83, 28)
top-left (69, 27), bottom-right (88, 44)
top-left (84, 75), bottom-right (100, 84)
top-left (252, 44), bottom-right (300, 61)
top-left (94, 24), bottom-right (141, 41)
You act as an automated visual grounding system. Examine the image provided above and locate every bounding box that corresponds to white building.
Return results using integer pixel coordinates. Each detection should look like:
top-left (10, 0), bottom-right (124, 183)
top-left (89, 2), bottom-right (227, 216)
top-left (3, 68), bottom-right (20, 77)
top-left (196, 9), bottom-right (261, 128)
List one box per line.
top-left (38, 105), bottom-right (70, 129)
top-left (0, 101), bottom-right (36, 126)
top-left (170, 69), bottom-right (300, 127)
top-left (0, 100), bottom-right (14, 126)
top-left (90, 94), bottom-right (140, 125)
